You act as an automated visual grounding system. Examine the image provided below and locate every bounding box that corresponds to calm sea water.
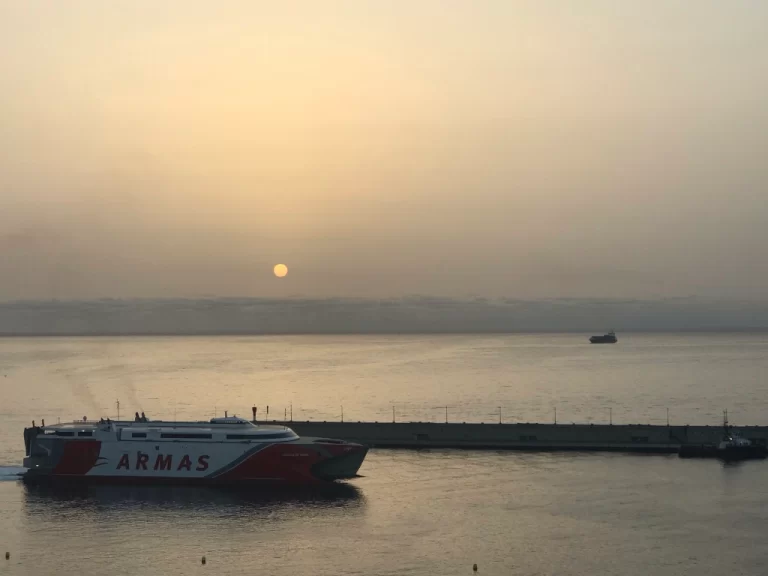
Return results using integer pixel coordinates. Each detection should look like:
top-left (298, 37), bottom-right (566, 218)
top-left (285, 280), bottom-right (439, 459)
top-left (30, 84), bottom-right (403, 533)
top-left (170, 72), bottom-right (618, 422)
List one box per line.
top-left (2, 333), bottom-right (768, 575)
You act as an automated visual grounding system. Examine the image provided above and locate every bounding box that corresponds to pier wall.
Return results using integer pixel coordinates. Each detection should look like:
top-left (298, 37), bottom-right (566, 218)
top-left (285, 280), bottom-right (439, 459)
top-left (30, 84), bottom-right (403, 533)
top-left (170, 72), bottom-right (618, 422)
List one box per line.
top-left (267, 421), bottom-right (768, 452)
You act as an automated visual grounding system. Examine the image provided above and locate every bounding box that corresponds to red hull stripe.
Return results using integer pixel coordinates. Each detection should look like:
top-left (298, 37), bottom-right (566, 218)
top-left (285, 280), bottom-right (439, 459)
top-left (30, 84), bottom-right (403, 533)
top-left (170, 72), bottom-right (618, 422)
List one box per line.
top-left (213, 443), bottom-right (324, 483)
top-left (205, 442), bottom-right (274, 478)
top-left (52, 441), bottom-right (102, 475)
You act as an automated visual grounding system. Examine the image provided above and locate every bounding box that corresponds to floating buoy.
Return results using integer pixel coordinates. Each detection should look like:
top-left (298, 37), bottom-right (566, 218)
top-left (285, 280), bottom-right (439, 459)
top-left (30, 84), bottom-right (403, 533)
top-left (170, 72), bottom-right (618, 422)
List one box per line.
top-left (201, 556), bottom-right (206, 565)
top-left (473, 564), bottom-right (477, 572)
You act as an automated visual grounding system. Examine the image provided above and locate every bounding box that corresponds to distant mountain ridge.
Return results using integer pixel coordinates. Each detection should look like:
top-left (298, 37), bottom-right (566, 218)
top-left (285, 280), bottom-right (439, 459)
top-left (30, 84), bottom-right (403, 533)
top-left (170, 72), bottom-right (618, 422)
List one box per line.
top-left (0, 297), bottom-right (767, 335)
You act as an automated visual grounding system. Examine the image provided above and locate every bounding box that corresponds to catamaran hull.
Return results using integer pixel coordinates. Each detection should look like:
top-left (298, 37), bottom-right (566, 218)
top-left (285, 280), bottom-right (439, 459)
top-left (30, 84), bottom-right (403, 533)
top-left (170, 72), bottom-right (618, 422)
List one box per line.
top-left (22, 435), bottom-right (368, 485)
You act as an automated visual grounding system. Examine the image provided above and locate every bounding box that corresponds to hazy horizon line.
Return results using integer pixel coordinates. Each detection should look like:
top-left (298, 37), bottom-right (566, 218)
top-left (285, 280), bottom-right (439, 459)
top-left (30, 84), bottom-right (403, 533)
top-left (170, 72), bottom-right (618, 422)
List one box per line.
top-left (1, 328), bottom-right (767, 338)
top-left (3, 294), bottom-right (768, 305)
top-left (2, 296), bottom-right (768, 335)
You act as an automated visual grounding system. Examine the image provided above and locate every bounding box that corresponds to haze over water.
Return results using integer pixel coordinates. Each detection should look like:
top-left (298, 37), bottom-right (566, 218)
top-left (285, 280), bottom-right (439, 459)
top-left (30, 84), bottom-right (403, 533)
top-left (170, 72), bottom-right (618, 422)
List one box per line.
top-left (2, 334), bottom-right (768, 575)
top-left (4, 333), bottom-right (768, 456)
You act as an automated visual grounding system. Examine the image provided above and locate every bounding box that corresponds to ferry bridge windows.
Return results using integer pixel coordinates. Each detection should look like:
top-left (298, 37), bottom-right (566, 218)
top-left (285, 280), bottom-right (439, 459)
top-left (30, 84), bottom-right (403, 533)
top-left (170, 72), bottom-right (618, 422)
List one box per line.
top-left (226, 432), bottom-right (295, 440)
top-left (160, 433), bottom-right (213, 440)
top-left (132, 433), bottom-right (147, 438)
top-left (519, 435), bottom-right (537, 442)
top-left (77, 431), bottom-right (93, 437)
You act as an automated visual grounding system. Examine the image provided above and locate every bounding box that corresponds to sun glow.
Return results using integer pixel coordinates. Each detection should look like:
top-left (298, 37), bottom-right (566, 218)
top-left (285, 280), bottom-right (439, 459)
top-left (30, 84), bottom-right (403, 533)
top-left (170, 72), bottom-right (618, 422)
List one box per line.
top-left (273, 264), bottom-right (288, 278)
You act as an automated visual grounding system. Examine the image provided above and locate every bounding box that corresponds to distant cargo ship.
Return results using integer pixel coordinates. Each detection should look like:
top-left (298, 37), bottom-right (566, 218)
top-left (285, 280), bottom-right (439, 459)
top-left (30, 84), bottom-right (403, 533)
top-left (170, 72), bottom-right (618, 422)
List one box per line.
top-left (589, 330), bottom-right (617, 344)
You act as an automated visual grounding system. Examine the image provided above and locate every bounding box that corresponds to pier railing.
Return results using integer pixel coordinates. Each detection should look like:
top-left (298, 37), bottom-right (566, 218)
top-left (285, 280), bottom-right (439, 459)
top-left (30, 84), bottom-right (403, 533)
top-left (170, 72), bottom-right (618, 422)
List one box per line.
top-left (243, 403), bottom-right (721, 429)
top-left (252, 419), bottom-right (768, 453)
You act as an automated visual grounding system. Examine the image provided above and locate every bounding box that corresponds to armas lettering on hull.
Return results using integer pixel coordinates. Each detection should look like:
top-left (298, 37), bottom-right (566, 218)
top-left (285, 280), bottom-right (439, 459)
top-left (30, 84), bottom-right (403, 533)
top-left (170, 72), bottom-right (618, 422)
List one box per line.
top-left (116, 453), bottom-right (210, 472)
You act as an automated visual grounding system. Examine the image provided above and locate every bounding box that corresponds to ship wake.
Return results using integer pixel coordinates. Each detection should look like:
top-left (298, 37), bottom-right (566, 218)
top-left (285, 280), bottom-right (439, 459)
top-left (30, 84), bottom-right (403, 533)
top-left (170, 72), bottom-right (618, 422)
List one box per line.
top-left (0, 466), bottom-right (26, 481)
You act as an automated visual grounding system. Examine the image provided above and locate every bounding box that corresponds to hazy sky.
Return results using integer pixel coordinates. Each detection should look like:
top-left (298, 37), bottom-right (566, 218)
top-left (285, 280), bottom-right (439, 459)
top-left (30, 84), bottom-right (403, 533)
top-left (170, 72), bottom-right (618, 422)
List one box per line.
top-left (1, 1), bottom-right (767, 301)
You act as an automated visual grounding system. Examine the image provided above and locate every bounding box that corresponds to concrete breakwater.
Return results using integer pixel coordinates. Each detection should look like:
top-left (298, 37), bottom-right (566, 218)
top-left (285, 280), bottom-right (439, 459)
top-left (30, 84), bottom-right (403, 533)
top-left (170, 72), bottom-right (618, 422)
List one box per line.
top-left (267, 421), bottom-right (768, 453)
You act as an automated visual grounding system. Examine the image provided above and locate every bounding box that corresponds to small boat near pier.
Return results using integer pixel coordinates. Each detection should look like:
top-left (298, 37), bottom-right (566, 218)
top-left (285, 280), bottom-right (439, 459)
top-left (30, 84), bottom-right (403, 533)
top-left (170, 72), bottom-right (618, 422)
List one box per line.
top-left (678, 412), bottom-right (766, 461)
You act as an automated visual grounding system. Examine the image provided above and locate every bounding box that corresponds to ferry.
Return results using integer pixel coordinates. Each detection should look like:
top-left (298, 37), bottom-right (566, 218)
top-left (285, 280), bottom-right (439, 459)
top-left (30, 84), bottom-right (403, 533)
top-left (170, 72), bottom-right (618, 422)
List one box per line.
top-left (21, 414), bottom-right (368, 485)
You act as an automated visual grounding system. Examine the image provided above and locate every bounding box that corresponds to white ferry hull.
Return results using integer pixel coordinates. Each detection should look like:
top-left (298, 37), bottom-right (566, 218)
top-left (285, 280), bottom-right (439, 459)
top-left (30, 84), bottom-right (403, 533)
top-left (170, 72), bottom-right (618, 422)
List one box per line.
top-left (22, 420), bottom-right (367, 485)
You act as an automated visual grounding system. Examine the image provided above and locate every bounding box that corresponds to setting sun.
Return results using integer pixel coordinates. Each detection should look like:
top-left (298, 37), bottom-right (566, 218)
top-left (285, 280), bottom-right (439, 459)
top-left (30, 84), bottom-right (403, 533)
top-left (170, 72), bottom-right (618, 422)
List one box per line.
top-left (273, 264), bottom-right (288, 278)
